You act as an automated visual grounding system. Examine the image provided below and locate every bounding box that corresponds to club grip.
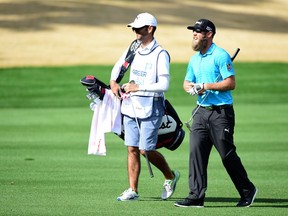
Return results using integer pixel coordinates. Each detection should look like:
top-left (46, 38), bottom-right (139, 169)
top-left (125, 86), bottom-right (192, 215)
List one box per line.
top-left (231, 48), bottom-right (240, 62)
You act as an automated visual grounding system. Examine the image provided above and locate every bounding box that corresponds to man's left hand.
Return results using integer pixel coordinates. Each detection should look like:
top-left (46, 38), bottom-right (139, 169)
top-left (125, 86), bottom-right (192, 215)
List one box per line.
top-left (187, 83), bottom-right (205, 95)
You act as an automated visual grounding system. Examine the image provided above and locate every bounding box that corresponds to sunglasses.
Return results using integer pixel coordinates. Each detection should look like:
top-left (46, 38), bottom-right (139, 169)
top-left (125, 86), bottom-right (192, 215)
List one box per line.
top-left (132, 26), bottom-right (149, 33)
top-left (193, 29), bottom-right (205, 33)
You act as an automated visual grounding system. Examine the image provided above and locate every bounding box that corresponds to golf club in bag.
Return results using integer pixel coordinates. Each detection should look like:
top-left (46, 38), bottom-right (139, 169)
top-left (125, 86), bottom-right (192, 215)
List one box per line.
top-left (80, 75), bottom-right (185, 152)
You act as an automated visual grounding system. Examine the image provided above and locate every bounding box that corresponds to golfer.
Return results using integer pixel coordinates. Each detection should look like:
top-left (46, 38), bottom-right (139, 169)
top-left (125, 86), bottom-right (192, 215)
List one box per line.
top-left (174, 19), bottom-right (257, 208)
top-left (110, 12), bottom-right (180, 201)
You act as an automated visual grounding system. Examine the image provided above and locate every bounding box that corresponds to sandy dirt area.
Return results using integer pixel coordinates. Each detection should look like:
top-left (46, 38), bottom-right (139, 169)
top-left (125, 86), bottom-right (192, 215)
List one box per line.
top-left (0, 0), bottom-right (287, 67)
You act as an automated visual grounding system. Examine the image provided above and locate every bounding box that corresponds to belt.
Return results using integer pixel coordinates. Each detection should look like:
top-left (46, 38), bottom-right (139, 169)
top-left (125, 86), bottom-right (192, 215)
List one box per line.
top-left (200, 104), bottom-right (233, 111)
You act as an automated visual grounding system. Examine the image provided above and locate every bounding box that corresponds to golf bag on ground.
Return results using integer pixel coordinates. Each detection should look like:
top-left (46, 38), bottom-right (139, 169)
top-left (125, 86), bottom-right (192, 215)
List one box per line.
top-left (80, 75), bottom-right (185, 151)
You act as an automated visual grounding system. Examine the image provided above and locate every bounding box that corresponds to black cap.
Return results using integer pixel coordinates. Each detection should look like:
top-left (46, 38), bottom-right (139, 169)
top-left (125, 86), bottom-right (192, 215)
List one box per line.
top-left (187, 19), bottom-right (216, 34)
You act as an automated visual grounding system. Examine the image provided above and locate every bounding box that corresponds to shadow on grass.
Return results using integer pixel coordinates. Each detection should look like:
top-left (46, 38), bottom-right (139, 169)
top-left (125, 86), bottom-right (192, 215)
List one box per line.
top-left (143, 197), bottom-right (288, 208)
top-left (0, 0), bottom-right (287, 33)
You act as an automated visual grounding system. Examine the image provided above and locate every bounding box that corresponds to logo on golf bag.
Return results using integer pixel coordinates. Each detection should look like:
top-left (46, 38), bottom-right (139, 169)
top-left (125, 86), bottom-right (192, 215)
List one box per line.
top-left (159, 115), bottom-right (174, 132)
top-left (156, 99), bottom-right (185, 151)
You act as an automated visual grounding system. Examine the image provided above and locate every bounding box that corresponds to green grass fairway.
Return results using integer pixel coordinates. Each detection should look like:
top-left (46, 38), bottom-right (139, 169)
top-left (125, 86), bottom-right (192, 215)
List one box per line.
top-left (0, 63), bottom-right (288, 216)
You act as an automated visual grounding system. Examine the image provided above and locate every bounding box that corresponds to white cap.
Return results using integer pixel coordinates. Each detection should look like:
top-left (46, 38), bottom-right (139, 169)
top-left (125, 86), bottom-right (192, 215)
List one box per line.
top-left (127, 12), bottom-right (157, 28)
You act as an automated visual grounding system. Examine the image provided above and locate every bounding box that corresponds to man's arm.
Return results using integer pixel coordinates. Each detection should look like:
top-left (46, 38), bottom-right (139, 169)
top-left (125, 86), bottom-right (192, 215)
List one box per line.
top-left (110, 48), bottom-right (128, 98)
top-left (186, 76), bottom-right (235, 95)
top-left (204, 75), bottom-right (236, 91)
top-left (183, 80), bottom-right (193, 92)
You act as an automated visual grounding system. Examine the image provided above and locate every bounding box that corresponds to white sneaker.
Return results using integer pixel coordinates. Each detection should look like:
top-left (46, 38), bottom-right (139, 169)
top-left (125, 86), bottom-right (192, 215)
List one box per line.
top-left (161, 170), bottom-right (180, 200)
top-left (117, 188), bottom-right (139, 201)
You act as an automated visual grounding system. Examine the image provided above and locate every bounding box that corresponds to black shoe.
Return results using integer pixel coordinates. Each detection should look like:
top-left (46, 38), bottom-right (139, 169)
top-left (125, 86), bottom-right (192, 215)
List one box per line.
top-left (174, 198), bottom-right (204, 208)
top-left (236, 187), bottom-right (258, 207)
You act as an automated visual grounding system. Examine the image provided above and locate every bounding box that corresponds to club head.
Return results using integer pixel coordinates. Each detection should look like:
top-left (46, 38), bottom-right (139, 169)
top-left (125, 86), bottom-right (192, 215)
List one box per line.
top-left (185, 118), bottom-right (193, 132)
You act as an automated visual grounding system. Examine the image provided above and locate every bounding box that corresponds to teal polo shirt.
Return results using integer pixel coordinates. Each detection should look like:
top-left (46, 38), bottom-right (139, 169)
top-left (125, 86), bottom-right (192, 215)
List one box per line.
top-left (184, 43), bottom-right (235, 106)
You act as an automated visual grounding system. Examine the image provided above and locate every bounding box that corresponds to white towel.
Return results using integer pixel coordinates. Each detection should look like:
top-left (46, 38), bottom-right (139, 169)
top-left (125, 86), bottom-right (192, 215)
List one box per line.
top-left (88, 90), bottom-right (121, 156)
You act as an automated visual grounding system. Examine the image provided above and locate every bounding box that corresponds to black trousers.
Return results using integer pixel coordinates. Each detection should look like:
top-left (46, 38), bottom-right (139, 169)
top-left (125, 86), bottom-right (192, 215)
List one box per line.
top-left (188, 106), bottom-right (255, 200)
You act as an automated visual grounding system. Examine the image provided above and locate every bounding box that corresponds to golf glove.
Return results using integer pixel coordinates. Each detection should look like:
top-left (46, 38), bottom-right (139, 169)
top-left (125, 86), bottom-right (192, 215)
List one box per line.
top-left (188, 83), bottom-right (204, 95)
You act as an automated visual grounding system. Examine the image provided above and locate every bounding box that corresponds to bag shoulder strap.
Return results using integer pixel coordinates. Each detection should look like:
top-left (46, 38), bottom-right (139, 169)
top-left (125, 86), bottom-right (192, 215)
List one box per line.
top-left (165, 99), bottom-right (183, 127)
top-left (116, 39), bottom-right (142, 83)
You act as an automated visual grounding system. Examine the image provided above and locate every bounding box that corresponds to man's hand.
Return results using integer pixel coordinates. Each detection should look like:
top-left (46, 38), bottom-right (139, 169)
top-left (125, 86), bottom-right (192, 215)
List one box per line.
top-left (183, 81), bottom-right (193, 92)
top-left (187, 83), bottom-right (205, 95)
top-left (121, 80), bottom-right (139, 93)
top-left (110, 80), bottom-right (121, 99)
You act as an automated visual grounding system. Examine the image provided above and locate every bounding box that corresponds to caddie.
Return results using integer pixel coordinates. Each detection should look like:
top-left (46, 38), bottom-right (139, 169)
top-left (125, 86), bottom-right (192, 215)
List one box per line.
top-left (109, 12), bottom-right (180, 201)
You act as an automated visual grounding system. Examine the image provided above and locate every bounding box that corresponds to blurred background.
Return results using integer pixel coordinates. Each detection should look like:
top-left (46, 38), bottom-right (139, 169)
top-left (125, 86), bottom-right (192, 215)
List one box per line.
top-left (0, 0), bottom-right (288, 68)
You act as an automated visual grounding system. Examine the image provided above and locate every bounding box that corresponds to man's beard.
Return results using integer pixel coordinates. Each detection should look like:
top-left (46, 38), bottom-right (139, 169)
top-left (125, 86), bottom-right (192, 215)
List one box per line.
top-left (192, 38), bottom-right (207, 52)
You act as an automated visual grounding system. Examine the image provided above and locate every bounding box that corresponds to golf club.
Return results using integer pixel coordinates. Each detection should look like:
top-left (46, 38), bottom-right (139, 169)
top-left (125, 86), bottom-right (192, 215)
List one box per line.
top-left (185, 48), bottom-right (240, 131)
top-left (128, 80), bottom-right (154, 178)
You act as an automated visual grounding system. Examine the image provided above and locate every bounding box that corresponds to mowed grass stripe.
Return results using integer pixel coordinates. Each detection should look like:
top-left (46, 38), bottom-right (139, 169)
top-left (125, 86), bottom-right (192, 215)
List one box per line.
top-left (0, 63), bottom-right (288, 215)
